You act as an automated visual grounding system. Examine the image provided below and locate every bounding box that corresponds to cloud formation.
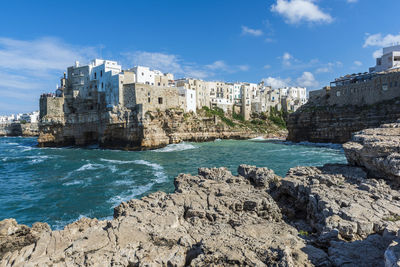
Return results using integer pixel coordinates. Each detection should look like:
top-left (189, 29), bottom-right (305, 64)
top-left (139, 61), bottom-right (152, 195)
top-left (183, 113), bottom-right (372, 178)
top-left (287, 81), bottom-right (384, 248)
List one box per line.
top-left (263, 71), bottom-right (319, 89)
top-left (271, 0), bottom-right (333, 24)
top-left (296, 71), bottom-right (319, 87)
top-left (282, 52), bottom-right (293, 66)
top-left (241, 26), bottom-right (263, 36)
top-left (363, 33), bottom-right (400, 48)
top-left (123, 51), bottom-right (249, 80)
top-left (262, 76), bottom-right (291, 88)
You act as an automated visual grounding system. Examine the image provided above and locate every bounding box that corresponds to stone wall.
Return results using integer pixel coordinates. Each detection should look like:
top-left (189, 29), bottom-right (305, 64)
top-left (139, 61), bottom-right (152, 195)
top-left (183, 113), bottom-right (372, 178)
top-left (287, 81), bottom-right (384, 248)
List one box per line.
top-left (310, 70), bottom-right (400, 107)
top-left (287, 97), bottom-right (400, 143)
top-left (287, 70), bottom-right (400, 144)
top-left (123, 83), bottom-right (182, 113)
top-left (39, 96), bottom-right (64, 122)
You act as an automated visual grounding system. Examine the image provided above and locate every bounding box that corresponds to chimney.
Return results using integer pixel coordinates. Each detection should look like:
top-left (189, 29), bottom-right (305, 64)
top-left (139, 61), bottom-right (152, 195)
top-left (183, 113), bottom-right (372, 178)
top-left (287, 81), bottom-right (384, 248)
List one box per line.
top-left (75, 61), bottom-right (80, 68)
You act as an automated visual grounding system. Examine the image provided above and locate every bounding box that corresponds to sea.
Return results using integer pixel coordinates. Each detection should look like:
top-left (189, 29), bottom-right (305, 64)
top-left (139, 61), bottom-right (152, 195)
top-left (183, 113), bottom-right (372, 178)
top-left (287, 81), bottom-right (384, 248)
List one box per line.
top-left (0, 137), bottom-right (347, 229)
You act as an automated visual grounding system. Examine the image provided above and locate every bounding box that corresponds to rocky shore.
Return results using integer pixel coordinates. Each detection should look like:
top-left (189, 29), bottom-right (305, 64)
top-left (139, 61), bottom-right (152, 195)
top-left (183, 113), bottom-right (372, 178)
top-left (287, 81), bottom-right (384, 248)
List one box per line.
top-left (38, 108), bottom-right (287, 150)
top-left (0, 123), bottom-right (38, 137)
top-left (1, 122), bottom-right (400, 266)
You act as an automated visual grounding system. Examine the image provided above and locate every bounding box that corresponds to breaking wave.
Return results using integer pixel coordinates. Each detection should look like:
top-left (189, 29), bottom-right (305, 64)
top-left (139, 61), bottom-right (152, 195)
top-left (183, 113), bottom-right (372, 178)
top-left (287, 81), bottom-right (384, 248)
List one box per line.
top-left (153, 142), bottom-right (197, 152)
top-left (250, 136), bottom-right (266, 140)
top-left (76, 163), bottom-right (106, 172)
top-left (62, 180), bottom-right (84, 186)
top-left (107, 183), bottom-right (154, 207)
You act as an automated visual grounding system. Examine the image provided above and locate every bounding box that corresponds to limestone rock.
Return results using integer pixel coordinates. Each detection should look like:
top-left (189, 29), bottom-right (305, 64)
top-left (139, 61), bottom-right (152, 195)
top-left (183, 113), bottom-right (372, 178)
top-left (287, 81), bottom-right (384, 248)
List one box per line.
top-left (0, 219), bottom-right (50, 259)
top-left (276, 164), bottom-right (400, 241)
top-left (0, 167), bottom-right (312, 266)
top-left (343, 121), bottom-right (400, 181)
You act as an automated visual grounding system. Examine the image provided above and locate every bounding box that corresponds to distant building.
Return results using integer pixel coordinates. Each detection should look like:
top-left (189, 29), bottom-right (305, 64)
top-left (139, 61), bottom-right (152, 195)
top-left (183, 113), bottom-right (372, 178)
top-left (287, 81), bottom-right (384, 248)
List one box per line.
top-left (308, 45), bottom-right (400, 107)
top-left (370, 45), bottom-right (400, 73)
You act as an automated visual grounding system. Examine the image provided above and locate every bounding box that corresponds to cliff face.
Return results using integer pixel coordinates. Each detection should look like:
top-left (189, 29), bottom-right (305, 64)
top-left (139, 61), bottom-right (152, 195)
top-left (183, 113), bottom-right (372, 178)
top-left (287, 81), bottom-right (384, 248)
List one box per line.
top-left (38, 108), bottom-right (287, 150)
top-left (0, 123), bottom-right (38, 137)
top-left (287, 97), bottom-right (400, 143)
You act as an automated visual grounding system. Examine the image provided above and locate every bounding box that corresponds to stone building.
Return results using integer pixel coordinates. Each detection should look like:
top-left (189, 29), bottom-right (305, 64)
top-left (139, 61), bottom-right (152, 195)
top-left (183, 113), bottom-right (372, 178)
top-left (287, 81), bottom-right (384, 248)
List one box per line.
top-left (123, 83), bottom-right (182, 115)
top-left (175, 78), bottom-right (210, 109)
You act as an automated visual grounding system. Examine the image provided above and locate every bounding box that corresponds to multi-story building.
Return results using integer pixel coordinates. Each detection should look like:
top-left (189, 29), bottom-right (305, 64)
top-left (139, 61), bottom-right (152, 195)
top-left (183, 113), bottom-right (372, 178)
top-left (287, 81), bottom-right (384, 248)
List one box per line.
top-left (41, 58), bottom-right (310, 123)
top-left (370, 45), bottom-right (400, 73)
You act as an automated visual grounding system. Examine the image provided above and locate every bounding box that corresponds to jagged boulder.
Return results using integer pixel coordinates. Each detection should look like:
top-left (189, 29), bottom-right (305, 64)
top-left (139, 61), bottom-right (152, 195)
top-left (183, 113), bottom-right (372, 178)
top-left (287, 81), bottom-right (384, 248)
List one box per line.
top-left (343, 121), bottom-right (400, 181)
top-left (0, 219), bottom-right (50, 260)
top-left (1, 167), bottom-right (314, 266)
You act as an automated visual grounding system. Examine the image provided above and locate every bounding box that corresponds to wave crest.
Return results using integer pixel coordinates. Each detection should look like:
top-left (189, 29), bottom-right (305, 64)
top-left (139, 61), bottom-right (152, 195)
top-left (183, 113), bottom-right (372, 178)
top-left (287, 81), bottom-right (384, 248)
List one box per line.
top-left (154, 142), bottom-right (197, 152)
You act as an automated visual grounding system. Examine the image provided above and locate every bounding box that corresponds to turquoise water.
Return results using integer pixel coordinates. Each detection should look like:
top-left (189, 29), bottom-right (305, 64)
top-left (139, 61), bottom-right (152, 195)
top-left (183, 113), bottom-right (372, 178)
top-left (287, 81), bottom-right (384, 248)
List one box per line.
top-left (0, 137), bottom-right (346, 229)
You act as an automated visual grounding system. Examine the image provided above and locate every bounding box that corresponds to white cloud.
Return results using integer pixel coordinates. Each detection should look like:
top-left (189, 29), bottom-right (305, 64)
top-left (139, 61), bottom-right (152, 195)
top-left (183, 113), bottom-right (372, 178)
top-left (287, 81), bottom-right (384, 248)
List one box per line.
top-left (315, 67), bottom-right (330, 73)
top-left (282, 52), bottom-right (293, 66)
top-left (296, 71), bottom-right (319, 87)
top-left (363, 33), bottom-right (400, 58)
top-left (263, 71), bottom-right (319, 89)
top-left (354, 60), bottom-right (363, 66)
top-left (363, 33), bottom-right (400, 48)
top-left (262, 77), bottom-right (291, 88)
top-left (124, 52), bottom-right (249, 79)
top-left (271, 0), bottom-right (333, 24)
top-left (264, 64), bottom-right (271, 69)
top-left (206, 60), bottom-right (229, 71)
top-left (347, 0), bottom-right (358, 3)
top-left (241, 26), bottom-right (263, 37)
top-left (238, 65), bottom-right (250, 71)
top-left (0, 37), bottom-right (97, 73)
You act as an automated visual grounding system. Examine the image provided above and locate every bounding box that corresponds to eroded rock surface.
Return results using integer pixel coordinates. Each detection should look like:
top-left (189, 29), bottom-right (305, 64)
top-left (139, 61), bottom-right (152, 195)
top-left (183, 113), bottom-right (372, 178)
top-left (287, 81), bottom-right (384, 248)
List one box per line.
top-left (0, 167), bottom-right (314, 266)
top-left (1, 162), bottom-right (400, 266)
top-left (344, 121), bottom-right (400, 181)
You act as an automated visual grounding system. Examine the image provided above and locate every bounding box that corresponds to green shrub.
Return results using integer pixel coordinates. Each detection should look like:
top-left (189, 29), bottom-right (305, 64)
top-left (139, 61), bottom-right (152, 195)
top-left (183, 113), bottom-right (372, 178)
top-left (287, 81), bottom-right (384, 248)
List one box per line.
top-left (298, 230), bottom-right (309, 236)
top-left (269, 107), bottom-right (287, 129)
top-left (233, 111), bottom-right (245, 121)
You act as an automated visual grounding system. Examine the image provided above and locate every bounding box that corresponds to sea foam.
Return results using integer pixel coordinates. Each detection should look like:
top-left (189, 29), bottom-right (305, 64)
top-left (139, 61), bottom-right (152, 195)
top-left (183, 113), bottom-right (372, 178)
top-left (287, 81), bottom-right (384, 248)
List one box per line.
top-left (153, 142), bottom-right (197, 152)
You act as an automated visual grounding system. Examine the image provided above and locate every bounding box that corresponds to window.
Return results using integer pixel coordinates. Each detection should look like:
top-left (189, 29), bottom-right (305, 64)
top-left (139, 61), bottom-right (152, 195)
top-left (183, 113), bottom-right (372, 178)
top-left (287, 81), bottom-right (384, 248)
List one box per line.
top-left (101, 82), bottom-right (104, 89)
top-left (100, 70), bottom-right (103, 77)
top-left (158, 97), bottom-right (163, 104)
top-left (158, 82), bottom-right (161, 86)
top-left (148, 97), bottom-right (151, 103)
top-left (142, 72), bottom-right (144, 76)
top-left (94, 72), bottom-right (97, 79)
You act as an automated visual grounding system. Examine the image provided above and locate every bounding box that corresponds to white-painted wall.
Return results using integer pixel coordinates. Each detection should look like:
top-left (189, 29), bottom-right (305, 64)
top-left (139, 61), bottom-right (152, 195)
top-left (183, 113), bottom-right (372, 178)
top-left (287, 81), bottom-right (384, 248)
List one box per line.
top-left (131, 66), bottom-right (156, 85)
top-left (178, 87), bottom-right (196, 113)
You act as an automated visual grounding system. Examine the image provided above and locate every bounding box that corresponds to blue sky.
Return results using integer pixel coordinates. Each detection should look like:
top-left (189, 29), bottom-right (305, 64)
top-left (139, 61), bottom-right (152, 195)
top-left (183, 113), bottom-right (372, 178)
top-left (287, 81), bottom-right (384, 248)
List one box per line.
top-left (0, 0), bottom-right (400, 114)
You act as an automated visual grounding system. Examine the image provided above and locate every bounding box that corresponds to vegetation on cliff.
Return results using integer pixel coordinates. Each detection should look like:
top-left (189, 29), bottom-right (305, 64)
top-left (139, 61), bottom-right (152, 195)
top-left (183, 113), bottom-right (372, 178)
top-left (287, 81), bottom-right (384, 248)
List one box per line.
top-left (200, 106), bottom-right (286, 135)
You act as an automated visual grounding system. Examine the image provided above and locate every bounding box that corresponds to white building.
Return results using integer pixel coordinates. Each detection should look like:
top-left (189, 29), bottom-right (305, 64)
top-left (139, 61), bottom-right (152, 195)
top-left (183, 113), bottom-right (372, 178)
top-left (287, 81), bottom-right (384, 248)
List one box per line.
top-left (370, 45), bottom-right (400, 73)
top-left (233, 83), bottom-right (242, 102)
top-left (129, 66), bottom-right (155, 85)
top-left (90, 59), bottom-right (123, 107)
top-left (178, 88), bottom-right (196, 113)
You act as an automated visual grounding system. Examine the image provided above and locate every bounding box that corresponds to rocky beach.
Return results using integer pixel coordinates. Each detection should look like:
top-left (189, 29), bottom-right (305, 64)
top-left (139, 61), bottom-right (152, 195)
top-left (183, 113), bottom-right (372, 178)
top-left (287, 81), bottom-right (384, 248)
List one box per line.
top-left (1, 122), bottom-right (400, 266)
